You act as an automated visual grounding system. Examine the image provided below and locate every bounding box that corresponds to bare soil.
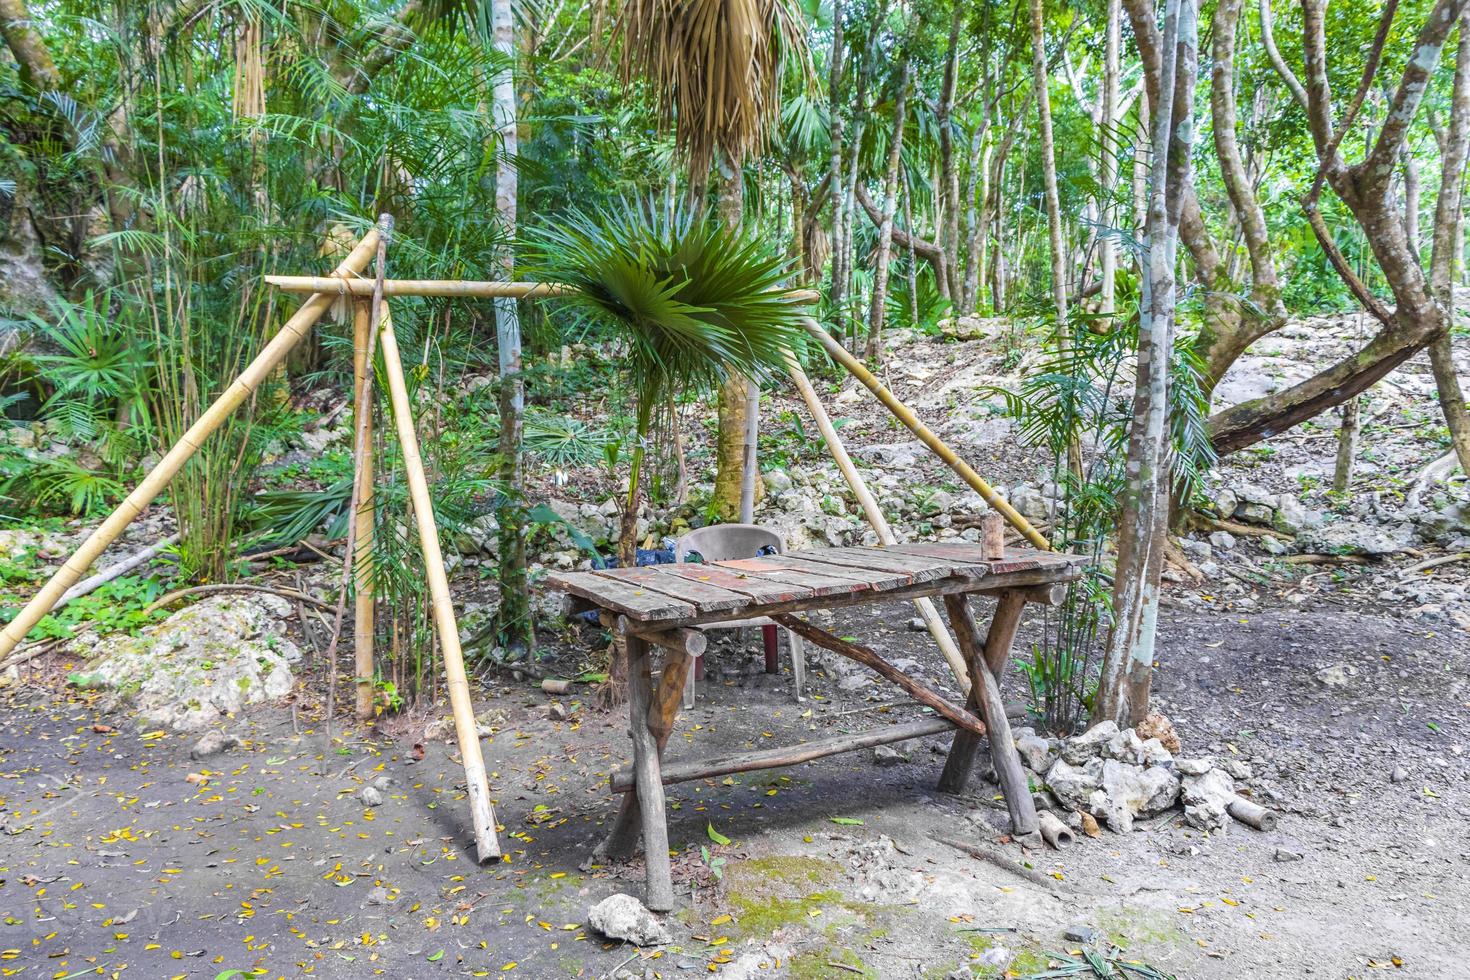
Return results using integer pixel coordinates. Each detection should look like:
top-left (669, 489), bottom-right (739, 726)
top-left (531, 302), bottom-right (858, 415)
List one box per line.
top-left (2, 581), bottom-right (1467, 979)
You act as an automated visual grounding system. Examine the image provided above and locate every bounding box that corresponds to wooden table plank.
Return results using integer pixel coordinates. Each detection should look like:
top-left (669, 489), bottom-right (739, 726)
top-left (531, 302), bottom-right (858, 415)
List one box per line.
top-left (590, 566), bottom-right (750, 614)
top-left (544, 570), bottom-right (695, 621)
top-left (769, 554), bottom-right (914, 590)
top-left (662, 564), bottom-right (814, 605)
top-left (715, 557), bottom-right (874, 597)
top-left (805, 547), bottom-right (984, 582)
top-left (887, 542), bottom-right (1078, 575)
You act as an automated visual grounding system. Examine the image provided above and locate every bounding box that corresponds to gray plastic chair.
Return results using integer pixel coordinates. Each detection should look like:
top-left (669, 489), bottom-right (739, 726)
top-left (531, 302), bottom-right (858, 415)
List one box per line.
top-left (675, 523), bottom-right (806, 706)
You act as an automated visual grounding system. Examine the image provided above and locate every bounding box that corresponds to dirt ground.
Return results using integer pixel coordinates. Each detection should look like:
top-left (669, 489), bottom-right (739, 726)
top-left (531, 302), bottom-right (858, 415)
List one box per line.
top-left (2, 581), bottom-right (1467, 980)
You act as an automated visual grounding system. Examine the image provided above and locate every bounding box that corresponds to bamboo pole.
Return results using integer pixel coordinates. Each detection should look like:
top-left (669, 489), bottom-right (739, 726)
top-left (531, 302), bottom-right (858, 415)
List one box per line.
top-left (798, 316), bottom-right (1051, 550)
top-left (265, 276), bottom-right (822, 306)
top-left (0, 229), bottom-right (382, 660)
top-left (783, 353), bottom-right (972, 694)
top-left (265, 276), bottom-right (577, 298)
top-left (375, 304), bottom-right (501, 862)
top-left (352, 300), bottom-right (376, 721)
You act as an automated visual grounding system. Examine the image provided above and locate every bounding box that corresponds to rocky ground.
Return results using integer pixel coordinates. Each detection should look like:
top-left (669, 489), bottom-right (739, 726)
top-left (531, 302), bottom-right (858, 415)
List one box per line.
top-left (1, 309), bottom-right (1468, 977)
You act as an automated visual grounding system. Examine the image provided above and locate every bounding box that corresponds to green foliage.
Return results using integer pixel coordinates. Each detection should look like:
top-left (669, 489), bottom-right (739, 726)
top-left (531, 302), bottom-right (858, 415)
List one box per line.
top-left (985, 316), bottom-right (1215, 733)
top-left (886, 265), bottom-right (951, 334)
top-left (526, 198), bottom-right (805, 523)
top-left (527, 199), bottom-right (805, 413)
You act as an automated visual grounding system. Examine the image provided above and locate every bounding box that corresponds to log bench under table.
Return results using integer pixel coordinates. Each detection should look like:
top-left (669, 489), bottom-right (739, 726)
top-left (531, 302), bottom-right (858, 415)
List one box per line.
top-left (546, 542), bottom-right (1084, 911)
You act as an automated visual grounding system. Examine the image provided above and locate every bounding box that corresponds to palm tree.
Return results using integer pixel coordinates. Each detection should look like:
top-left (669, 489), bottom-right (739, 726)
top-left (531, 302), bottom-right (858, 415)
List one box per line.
top-left (618, 0), bottom-right (811, 521)
top-left (526, 198), bottom-right (804, 698)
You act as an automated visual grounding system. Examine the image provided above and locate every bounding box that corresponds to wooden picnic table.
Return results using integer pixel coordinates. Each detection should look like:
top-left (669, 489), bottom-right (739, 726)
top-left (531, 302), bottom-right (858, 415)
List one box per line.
top-left (547, 541), bottom-right (1084, 910)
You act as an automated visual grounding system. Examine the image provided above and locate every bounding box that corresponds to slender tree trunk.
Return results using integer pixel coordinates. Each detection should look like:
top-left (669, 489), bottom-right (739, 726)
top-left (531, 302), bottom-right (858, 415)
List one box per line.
top-left (1029, 0), bottom-right (1070, 329)
top-left (938, 4), bottom-right (964, 302)
top-left (1429, 11), bottom-right (1470, 476)
top-left (867, 60), bottom-right (911, 360)
top-left (1100, 0), bottom-right (1122, 315)
top-left (903, 174), bottom-right (920, 326)
top-left (828, 0), bottom-right (847, 313)
top-left (964, 129), bottom-right (991, 314)
top-left (1401, 149), bottom-right (1420, 261)
top-left (712, 156), bottom-right (763, 520)
top-left (1333, 396), bottom-right (1360, 492)
top-left (1096, 0), bottom-right (1199, 727)
top-left (491, 0), bottom-right (531, 657)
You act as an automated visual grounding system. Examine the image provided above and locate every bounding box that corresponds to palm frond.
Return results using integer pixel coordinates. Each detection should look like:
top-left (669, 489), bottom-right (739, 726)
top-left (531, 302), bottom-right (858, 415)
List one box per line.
top-left (619, 0), bottom-right (812, 175)
top-left (524, 198), bottom-right (805, 426)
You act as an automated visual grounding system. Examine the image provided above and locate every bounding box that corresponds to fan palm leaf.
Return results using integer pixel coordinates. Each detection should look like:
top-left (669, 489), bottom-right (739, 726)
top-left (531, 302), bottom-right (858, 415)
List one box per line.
top-left (525, 197), bottom-right (804, 517)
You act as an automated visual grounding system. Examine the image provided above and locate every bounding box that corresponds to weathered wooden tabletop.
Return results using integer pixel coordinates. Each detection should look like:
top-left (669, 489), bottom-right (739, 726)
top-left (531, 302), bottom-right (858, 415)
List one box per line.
top-left (546, 541), bottom-right (1085, 628)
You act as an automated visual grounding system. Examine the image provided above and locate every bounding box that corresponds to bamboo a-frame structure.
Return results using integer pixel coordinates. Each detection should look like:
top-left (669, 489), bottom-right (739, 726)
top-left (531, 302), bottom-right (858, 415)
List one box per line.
top-left (0, 211), bottom-right (1049, 864)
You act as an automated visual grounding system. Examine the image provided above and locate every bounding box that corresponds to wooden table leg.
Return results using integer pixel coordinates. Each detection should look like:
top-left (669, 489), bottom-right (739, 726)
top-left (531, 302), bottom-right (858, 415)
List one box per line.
top-left (625, 634), bottom-right (676, 910)
top-left (596, 645), bottom-right (692, 860)
top-left (937, 592), bottom-right (1038, 836)
top-left (937, 590), bottom-right (1024, 794)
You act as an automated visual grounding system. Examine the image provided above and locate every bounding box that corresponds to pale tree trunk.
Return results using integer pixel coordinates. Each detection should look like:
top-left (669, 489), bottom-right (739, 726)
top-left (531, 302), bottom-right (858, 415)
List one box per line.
top-left (0, 0), bottom-right (59, 90)
top-left (1429, 11), bottom-right (1470, 476)
top-left (1029, 0), bottom-right (1070, 329)
top-left (1401, 149), bottom-right (1420, 260)
top-left (903, 176), bottom-right (920, 326)
top-left (867, 60), bottom-right (911, 361)
top-left (963, 127), bottom-right (990, 314)
top-left (828, 0), bottom-right (847, 314)
top-left (491, 0), bottom-right (531, 656)
top-left (937, 4), bottom-right (964, 302)
top-left (712, 156), bottom-right (763, 520)
top-left (1096, 0), bottom-right (1199, 727)
top-left (1099, 0), bottom-right (1122, 316)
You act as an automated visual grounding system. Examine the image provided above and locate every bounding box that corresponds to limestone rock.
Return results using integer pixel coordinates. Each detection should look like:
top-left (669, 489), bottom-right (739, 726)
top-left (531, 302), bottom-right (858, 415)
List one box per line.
top-left (1140, 738), bottom-right (1174, 768)
top-left (588, 894), bottom-right (671, 947)
top-left (1103, 729), bottom-right (1146, 765)
top-left (69, 595), bottom-right (300, 732)
top-left (1181, 767), bottom-right (1236, 831)
top-left (1044, 758), bottom-right (1103, 811)
top-left (1014, 729), bottom-right (1057, 773)
top-left (1060, 721), bottom-right (1118, 764)
top-left (189, 730), bottom-right (238, 760)
top-left (1298, 520), bottom-right (1414, 556)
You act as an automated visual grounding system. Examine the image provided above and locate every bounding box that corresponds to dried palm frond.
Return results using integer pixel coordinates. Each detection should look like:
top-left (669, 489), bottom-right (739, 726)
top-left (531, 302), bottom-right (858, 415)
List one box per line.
top-left (619, 0), bottom-right (811, 177)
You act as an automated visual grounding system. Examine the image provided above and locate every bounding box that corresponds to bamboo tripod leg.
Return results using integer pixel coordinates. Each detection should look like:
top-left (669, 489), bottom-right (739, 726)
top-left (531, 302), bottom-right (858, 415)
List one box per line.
top-left (796, 317), bottom-right (1050, 551)
top-left (626, 634), bottom-right (675, 911)
top-left (599, 651), bottom-right (692, 861)
top-left (376, 306), bottom-right (500, 862)
top-left (352, 301), bottom-right (376, 721)
top-left (784, 354), bottom-right (971, 694)
top-left (938, 593), bottom-right (1037, 836)
top-left (0, 229), bottom-right (383, 661)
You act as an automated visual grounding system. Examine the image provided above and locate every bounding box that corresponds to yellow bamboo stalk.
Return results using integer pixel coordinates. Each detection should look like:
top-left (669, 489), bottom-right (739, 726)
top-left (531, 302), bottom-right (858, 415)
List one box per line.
top-left (265, 275), bottom-right (822, 306)
top-left (375, 304), bottom-right (501, 862)
top-left (799, 317), bottom-right (1051, 551)
top-left (265, 276), bottom-right (576, 298)
top-left (783, 353), bottom-right (972, 694)
top-left (352, 300), bottom-right (376, 721)
top-left (0, 228), bottom-right (383, 660)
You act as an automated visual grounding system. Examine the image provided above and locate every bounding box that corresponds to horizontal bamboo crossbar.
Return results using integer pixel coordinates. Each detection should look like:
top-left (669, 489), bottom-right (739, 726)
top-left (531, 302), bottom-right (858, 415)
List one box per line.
top-left (266, 275), bottom-right (820, 305)
top-left (610, 716), bottom-right (956, 792)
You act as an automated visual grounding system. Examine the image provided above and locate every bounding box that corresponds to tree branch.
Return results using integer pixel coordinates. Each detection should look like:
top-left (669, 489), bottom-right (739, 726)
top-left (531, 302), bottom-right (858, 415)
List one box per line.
top-left (1358, 0), bottom-right (1469, 187)
top-left (0, 0), bottom-right (60, 90)
top-left (1257, 0), bottom-right (1309, 110)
